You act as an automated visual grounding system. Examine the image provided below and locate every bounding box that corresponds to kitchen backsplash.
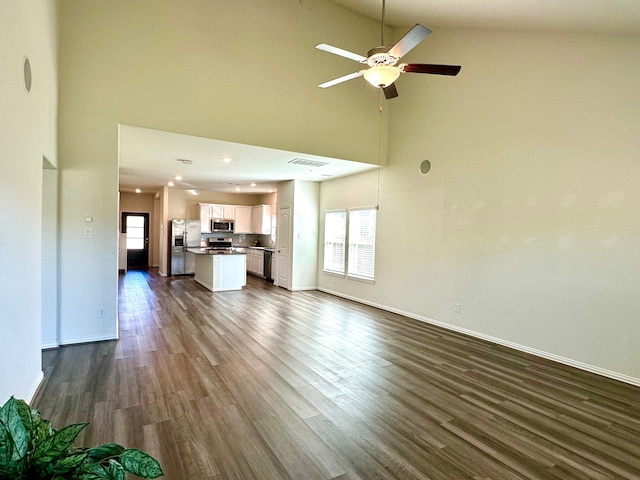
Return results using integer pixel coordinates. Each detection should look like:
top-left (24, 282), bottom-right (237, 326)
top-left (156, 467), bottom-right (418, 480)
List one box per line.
top-left (201, 233), bottom-right (275, 248)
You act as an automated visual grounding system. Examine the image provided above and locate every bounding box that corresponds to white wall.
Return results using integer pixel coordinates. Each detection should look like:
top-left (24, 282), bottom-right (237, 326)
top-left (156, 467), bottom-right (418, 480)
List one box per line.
top-left (0, 0), bottom-right (57, 401)
top-left (291, 181), bottom-right (319, 290)
top-left (319, 29), bottom-right (640, 382)
top-left (42, 165), bottom-right (59, 349)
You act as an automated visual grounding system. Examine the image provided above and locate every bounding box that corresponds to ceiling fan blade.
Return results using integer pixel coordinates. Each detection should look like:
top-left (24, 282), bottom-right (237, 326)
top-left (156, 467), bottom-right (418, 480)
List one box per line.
top-left (318, 71), bottom-right (363, 89)
top-left (387, 24), bottom-right (432, 59)
top-left (402, 63), bottom-right (461, 76)
top-left (315, 43), bottom-right (367, 63)
top-left (383, 83), bottom-right (398, 99)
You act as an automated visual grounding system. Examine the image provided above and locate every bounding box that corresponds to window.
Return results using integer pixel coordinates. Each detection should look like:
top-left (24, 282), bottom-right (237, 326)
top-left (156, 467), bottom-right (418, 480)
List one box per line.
top-left (323, 207), bottom-right (377, 282)
top-left (347, 208), bottom-right (376, 281)
top-left (125, 215), bottom-right (145, 250)
top-left (323, 211), bottom-right (346, 274)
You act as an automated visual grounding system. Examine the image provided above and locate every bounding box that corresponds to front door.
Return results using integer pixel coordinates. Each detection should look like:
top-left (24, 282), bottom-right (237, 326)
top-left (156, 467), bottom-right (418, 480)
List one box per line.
top-left (122, 212), bottom-right (149, 269)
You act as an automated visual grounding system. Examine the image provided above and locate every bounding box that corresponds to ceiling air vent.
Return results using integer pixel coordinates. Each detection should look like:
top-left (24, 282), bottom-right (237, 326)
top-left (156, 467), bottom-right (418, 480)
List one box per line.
top-left (288, 158), bottom-right (329, 168)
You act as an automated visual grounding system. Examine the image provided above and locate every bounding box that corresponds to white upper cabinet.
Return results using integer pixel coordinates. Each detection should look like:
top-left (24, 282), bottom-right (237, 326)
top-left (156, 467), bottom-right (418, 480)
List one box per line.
top-left (198, 204), bottom-right (237, 233)
top-left (252, 205), bottom-right (272, 235)
top-left (234, 206), bottom-right (252, 234)
top-left (200, 204), bottom-right (212, 233)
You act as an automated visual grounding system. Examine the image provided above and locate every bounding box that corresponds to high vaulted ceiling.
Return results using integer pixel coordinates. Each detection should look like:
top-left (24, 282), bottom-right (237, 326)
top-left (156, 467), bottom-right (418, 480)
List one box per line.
top-left (328, 0), bottom-right (640, 34)
top-left (119, 1), bottom-right (640, 195)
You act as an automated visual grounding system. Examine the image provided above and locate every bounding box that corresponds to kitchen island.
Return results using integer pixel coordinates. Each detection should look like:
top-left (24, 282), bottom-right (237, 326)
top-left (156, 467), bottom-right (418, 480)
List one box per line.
top-left (187, 248), bottom-right (247, 292)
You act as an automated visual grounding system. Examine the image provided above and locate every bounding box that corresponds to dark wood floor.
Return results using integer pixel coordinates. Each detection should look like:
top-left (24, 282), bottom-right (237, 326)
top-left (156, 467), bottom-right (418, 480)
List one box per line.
top-left (35, 270), bottom-right (640, 479)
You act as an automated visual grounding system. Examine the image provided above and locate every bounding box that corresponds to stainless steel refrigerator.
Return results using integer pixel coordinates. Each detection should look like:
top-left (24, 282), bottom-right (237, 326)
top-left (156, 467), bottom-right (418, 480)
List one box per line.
top-left (169, 219), bottom-right (201, 275)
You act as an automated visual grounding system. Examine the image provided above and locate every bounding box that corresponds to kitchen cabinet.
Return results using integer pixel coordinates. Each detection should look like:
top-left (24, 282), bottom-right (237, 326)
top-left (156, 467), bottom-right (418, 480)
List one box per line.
top-left (234, 206), bottom-right (252, 234)
top-left (198, 203), bottom-right (236, 232)
top-left (247, 247), bottom-right (264, 277)
top-left (191, 250), bottom-right (247, 292)
top-left (251, 205), bottom-right (272, 235)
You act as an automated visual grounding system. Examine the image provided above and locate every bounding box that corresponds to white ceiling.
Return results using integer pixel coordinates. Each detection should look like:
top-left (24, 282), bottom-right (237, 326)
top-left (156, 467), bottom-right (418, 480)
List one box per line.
top-left (119, 1), bottom-right (640, 195)
top-left (119, 125), bottom-right (378, 195)
top-left (329, 0), bottom-right (640, 34)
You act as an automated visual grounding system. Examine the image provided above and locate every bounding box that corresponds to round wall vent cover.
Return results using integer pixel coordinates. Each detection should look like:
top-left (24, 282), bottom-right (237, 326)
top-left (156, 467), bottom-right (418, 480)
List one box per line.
top-left (23, 57), bottom-right (32, 93)
top-left (419, 160), bottom-right (431, 175)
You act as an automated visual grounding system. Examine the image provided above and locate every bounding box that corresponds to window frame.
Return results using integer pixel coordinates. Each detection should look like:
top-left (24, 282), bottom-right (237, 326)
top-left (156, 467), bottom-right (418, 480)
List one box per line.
top-left (346, 206), bottom-right (377, 283)
top-left (322, 206), bottom-right (377, 283)
top-left (322, 209), bottom-right (347, 276)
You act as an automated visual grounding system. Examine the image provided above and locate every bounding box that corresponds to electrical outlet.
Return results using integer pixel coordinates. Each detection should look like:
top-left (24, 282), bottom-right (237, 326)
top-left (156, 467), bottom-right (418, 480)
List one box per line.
top-left (97, 308), bottom-right (105, 318)
top-left (454, 303), bottom-right (461, 313)
top-left (84, 227), bottom-right (93, 239)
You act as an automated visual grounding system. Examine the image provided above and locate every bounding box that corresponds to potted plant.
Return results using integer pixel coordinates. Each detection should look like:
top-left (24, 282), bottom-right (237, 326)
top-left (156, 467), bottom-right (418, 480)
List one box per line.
top-left (0, 396), bottom-right (164, 479)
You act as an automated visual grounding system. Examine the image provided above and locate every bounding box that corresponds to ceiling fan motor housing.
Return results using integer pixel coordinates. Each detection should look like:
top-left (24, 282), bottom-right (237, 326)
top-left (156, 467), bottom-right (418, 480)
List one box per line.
top-left (366, 46), bottom-right (399, 67)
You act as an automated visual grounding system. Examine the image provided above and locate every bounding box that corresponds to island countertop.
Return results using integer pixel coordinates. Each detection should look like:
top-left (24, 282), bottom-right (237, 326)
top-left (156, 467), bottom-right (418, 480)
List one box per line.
top-left (187, 248), bottom-right (247, 255)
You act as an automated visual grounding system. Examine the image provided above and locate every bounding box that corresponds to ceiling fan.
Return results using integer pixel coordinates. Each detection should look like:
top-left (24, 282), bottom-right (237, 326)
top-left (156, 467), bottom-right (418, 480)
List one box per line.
top-left (315, 0), bottom-right (461, 99)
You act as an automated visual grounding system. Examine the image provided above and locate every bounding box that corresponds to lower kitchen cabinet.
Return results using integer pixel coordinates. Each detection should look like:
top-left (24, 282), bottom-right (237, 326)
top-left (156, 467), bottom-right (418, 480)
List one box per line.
top-left (193, 252), bottom-right (247, 292)
top-left (247, 248), bottom-right (264, 277)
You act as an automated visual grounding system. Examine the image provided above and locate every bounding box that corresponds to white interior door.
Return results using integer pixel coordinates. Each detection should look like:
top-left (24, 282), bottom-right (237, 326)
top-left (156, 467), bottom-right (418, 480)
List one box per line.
top-left (276, 205), bottom-right (291, 289)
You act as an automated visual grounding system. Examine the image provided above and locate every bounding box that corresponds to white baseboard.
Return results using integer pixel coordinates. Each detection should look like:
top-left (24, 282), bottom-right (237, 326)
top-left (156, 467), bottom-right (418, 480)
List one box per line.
top-left (59, 333), bottom-right (118, 345)
top-left (27, 371), bottom-right (45, 404)
top-left (289, 285), bottom-right (319, 292)
top-left (318, 287), bottom-right (640, 388)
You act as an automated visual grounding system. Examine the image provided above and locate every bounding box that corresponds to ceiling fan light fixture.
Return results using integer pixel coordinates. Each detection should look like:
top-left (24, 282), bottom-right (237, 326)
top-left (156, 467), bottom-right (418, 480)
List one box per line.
top-left (363, 66), bottom-right (400, 88)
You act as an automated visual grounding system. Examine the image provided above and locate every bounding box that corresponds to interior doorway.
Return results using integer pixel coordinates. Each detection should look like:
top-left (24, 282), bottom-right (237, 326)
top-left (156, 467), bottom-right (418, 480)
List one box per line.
top-left (121, 212), bottom-right (149, 268)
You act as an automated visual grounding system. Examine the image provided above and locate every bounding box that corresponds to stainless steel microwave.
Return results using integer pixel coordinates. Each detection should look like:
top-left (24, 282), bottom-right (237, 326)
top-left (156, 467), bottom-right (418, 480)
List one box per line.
top-left (211, 219), bottom-right (234, 233)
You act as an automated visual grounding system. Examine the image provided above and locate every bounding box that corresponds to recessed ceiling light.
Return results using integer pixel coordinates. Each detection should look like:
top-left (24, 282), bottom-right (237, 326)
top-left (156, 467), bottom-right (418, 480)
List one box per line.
top-left (250, 182), bottom-right (257, 187)
top-left (175, 175), bottom-right (182, 181)
top-left (168, 181), bottom-right (174, 187)
top-left (222, 157), bottom-right (232, 163)
top-left (235, 187), bottom-right (240, 192)
top-left (188, 190), bottom-right (198, 196)
top-left (135, 188), bottom-right (141, 193)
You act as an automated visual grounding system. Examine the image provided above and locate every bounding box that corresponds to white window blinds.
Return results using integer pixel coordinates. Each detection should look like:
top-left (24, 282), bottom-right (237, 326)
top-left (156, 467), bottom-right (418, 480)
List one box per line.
top-left (347, 208), bottom-right (376, 281)
top-left (323, 211), bottom-right (346, 274)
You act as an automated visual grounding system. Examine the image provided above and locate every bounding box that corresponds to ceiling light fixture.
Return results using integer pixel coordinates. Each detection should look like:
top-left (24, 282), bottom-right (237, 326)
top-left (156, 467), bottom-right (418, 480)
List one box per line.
top-left (235, 187), bottom-right (240, 192)
top-left (250, 182), bottom-right (257, 187)
top-left (222, 157), bottom-right (232, 163)
top-left (189, 190), bottom-right (198, 196)
top-left (167, 181), bottom-right (174, 187)
top-left (135, 188), bottom-right (141, 193)
top-left (175, 175), bottom-right (182, 181)
top-left (363, 66), bottom-right (400, 88)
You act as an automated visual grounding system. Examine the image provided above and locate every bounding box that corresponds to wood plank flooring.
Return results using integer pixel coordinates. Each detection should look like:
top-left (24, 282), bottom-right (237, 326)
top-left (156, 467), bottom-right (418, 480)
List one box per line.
top-left (35, 270), bottom-right (640, 479)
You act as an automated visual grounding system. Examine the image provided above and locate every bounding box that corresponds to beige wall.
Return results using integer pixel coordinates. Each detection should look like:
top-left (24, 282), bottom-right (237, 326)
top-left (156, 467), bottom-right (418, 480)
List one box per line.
top-left (1, 0), bottom-right (57, 401)
top-left (319, 29), bottom-right (640, 382)
top-left (57, 0), bottom-right (384, 339)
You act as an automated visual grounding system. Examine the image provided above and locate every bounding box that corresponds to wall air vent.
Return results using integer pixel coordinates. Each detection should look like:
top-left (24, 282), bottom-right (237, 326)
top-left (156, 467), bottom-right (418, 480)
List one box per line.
top-left (288, 158), bottom-right (329, 168)
top-left (177, 159), bottom-right (193, 165)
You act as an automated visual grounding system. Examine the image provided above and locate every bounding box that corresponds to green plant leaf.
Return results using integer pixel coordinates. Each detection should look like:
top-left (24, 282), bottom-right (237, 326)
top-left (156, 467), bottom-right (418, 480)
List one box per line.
top-left (106, 459), bottom-right (126, 480)
top-left (76, 460), bottom-right (110, 479)
top-left (34, 417), bottom-right (54, 445)
top-left (0, 421), bottom-right (15, 469)
top-left (120, 449), bottom-right (164, 478)
top-left (35, 422), bottom-right (89, 466)
top-left (88, 443), bottom-right (125, 462)
top-left (51, 450), bottom-right (89, 473)
top-left (0, 397), bottom-right (29, 462)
